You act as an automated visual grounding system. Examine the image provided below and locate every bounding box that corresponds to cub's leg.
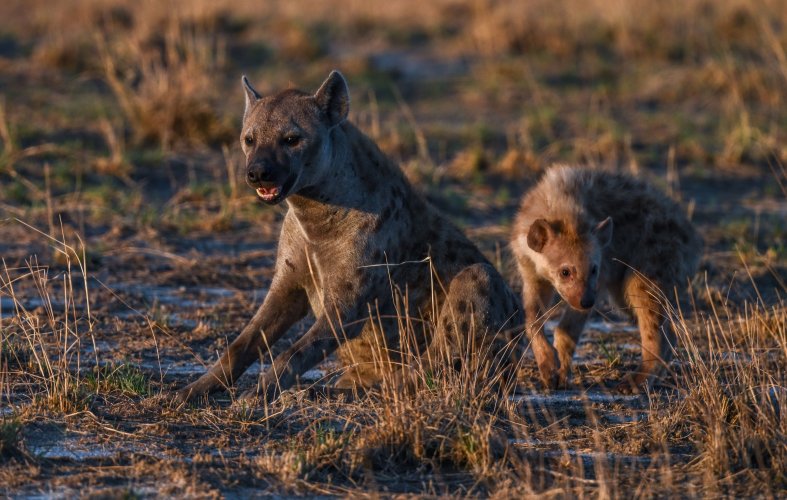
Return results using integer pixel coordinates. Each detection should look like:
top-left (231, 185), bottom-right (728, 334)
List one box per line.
top-left (429, 263), bottom-right (524, 386)
top-left (619, 272), bottom-right (674, 393)
top-left (554, 308), bottom-right (589, 387)
top-left (519, 261), bottom-right (560, 389)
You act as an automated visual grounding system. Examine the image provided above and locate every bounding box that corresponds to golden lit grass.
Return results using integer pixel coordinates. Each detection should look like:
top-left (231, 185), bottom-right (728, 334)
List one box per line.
top-left (1, 0), bottom-right (785, 167)
top-left (0, 214), bottom-right (785, 495)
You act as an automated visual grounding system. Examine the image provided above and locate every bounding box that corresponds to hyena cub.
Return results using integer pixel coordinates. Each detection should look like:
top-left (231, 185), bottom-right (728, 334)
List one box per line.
top-left (177, 71), bottom-right (523, 403)
top-left (511, 165), bottom-right (701, 393)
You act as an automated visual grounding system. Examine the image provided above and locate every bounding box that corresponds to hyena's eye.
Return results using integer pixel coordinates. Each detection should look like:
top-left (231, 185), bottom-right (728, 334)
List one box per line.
top-left (560, 267), bottom-right (571, 279)
top-left (283, 135), bottom-right (302, 147)
top-left (244, 135), bottom-right (254, 146)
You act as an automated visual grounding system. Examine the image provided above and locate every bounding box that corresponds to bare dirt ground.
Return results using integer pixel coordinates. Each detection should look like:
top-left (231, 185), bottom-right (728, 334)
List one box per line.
top-left (1, 0), bottom-right (785, 497)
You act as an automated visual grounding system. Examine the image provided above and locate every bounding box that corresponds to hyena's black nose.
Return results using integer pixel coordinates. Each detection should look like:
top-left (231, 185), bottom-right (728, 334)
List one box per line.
top-left (247, 163), bottom-right (272, 185)
top-left (580, 296), bottom-right (595, 309)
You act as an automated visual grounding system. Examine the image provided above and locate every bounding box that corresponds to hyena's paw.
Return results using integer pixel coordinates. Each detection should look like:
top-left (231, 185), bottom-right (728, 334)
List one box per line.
top-left (238, 383), bottom-right (280, 404)
top-left (556, 366), bottom-right (572, 390)
top-left (610, 373), bottom-right (648, 395)
top-left (173, 379), bottom-right (211, 406)
top-left (534, 346), bottom-right (561, 390)
top-left (333, 364), bottom-right (384, 391)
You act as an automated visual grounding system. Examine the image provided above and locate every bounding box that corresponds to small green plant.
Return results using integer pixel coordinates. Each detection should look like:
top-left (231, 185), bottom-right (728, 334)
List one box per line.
top-left (598, 338), bottom-right (621, 367)
top-left (86, 362), bottom-right (150, 397)
top-left (0, 336), bottom-right (33, 371)
top-left (0, 418), bottom-right (25, 462)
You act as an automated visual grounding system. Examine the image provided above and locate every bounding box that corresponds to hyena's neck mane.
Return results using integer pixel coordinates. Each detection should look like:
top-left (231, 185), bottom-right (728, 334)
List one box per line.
top-left (287, 121), bottom-right (413, 229)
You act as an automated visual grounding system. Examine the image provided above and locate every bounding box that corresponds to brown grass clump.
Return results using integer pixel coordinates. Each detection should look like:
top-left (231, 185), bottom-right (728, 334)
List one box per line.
top-left (674, 303), bottom-right (786, 491)
top-left (0, 225), bottom-right (98, 414)
top-left (97, 18), bottom-right (232, 149)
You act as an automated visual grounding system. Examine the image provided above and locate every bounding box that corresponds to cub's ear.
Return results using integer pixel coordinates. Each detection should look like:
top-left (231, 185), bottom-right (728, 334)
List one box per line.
top-left (593, 216), bottom-right (613, 247)
top-left (314, 70), bottom-right (350, 127)
top-left (527, 219), bottom-right (551, 253)
top-left (242, 75), bottom-right (262, 121)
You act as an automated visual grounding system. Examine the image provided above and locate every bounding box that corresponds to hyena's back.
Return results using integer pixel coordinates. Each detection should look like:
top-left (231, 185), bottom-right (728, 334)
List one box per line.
top-left (531, 166), bottom-right (702, 289)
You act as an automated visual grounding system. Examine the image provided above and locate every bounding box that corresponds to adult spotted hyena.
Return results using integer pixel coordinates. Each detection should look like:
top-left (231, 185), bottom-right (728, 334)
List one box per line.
top-left (511, 165), bottom-right (701, 393)
top-left (178, 71), bottom-right (523, 403)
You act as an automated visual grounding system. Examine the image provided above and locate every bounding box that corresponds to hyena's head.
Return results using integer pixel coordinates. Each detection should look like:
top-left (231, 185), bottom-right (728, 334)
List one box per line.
top-left (527, 216), bottom-right (613, 311)
top-left (240, 70), bottom-right (349, 204)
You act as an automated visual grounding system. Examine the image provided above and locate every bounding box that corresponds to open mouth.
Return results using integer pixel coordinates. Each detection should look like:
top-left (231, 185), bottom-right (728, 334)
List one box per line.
top-left (255, 185), bottom-right (283, 203)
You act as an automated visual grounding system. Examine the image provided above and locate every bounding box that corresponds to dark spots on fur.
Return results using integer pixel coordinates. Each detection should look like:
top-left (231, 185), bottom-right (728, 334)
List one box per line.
top-left (426, 227), bottom-right (441, 246)
top-left (373, 205), bottom-right (393, 232)
top-left (285, 259), bottom-right (295, 271)
top-left (461, 320), bottom-right (469, 332)
top-left (343, 281), bottom-right (355, 292)
top-left (390, 184), bottom-right (405, 199)
top-left (361, 174), bottom-right (378, 192)
top-left (652, 220), bottom-right (677, 236)
top-left (457, 300), bottom-right (467, 314)
top-left (505, 293), bottom-right (514, 311)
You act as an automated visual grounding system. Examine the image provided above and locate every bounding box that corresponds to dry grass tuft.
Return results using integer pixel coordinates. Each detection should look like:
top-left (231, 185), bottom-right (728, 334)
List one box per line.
top-left (97, 19), bottom-right (232, 149)
top-left (673, 301), bottom-right (785, 489)
top-left (0, 224), bottom-right (97, 414)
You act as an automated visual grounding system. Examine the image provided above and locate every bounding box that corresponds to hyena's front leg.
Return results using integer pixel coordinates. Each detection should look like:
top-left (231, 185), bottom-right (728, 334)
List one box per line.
top-left (554, 308), bottom-right (589, 387)
top-left (241, 307), bottom-right (366, 402)
top-left (618, 273), bottom-right (674, 393)
top-left (523, 275), bottom-right (561, 390)
top-left (177, 284), bottom-right (309, 403)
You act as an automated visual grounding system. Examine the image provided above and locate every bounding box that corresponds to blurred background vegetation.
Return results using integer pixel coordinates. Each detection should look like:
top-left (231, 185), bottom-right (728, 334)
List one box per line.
top-left (0, 0), bottom-right (785, 217)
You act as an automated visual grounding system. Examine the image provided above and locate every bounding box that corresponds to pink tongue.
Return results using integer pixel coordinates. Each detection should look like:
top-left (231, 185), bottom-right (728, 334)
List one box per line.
top-left (259, 187), bottom-right (279, 196)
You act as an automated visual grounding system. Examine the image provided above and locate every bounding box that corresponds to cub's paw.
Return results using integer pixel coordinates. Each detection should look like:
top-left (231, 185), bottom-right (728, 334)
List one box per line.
top-left (534, 348), bottom-right (561, 390)
top-left (556, 368), bottom-right (572, 390)
top-left (538, 358), bottom-right (560, 390)
top-left (609, 374), bottom-right (647, 395)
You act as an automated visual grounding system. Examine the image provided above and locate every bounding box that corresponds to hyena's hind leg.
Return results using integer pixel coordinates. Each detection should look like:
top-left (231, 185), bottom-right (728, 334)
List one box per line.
top-left (333, 319), bottom-right (400, 390)
top-left (619, 271), bottom-right (676, 393)
top-left (554, 308), bottom-right (590, 388)
top-left (427, 263), bottom-right (524, 388)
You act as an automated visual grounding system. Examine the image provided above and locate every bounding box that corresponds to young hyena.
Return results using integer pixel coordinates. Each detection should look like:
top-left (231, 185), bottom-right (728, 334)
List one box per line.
top-left (511, 165), bottom-right (701, 393)
top-left (177, 71), bottom-right (523, 403)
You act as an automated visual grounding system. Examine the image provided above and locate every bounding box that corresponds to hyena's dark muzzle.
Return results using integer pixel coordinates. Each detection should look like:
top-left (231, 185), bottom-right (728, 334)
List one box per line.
top-left (246, 160), bottom-right (295, 204)
top-left (246, 161), bottom-right (277, 185)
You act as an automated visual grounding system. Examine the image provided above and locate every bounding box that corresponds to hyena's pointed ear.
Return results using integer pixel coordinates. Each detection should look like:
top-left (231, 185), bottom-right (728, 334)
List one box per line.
top-left (242, 75), bottom-right (261, 120)
top-left (527, 219), bottom-right (551, 253)
top-left (314, 70), bottom-right (350, 127)
top-left (593, 216), bottom-right (613, 247)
